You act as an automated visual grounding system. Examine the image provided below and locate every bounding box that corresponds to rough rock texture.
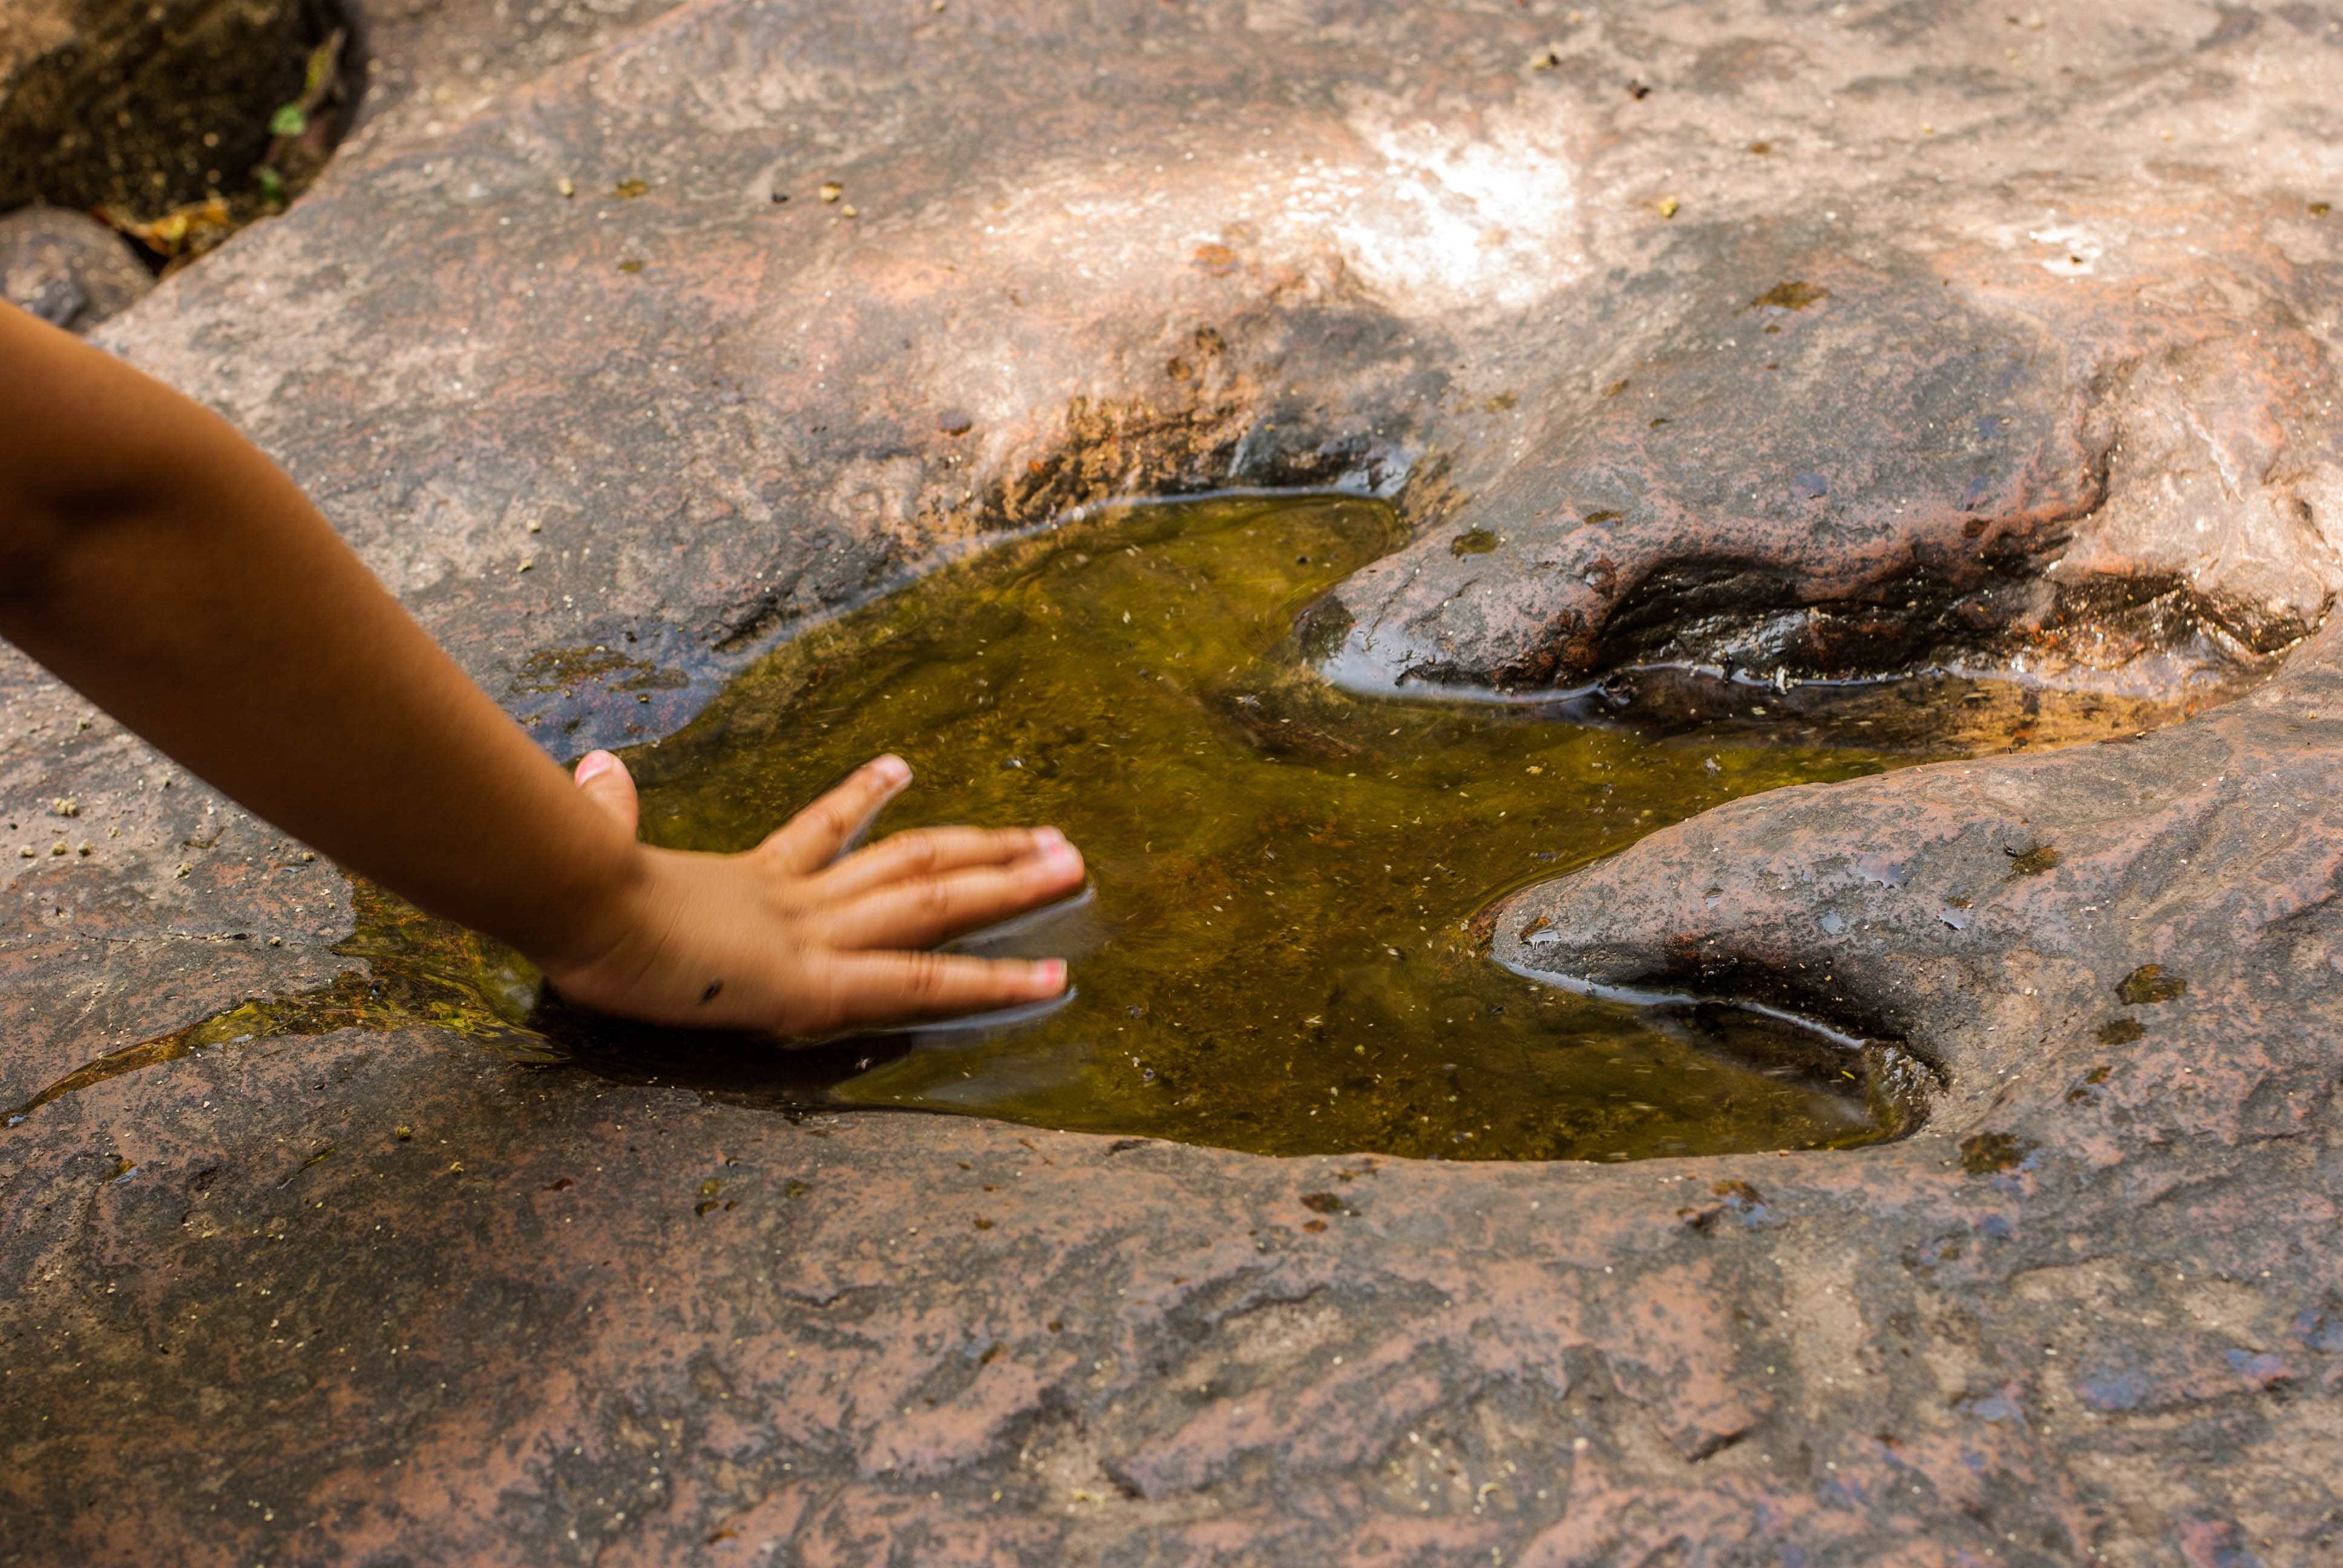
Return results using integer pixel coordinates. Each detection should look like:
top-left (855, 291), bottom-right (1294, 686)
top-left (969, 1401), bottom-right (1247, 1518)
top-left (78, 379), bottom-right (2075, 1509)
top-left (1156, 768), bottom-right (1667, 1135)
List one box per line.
top-left (0, 0), bottom-right (327, 216)
top-left (1313, 58), bottom-right (2343, 701)
top-left (0, 204), bottom-right (152, 329)
top-left (339, 0), bottom-right (686, 145)
top-left (90, 0), bottom-right (1485, 749)
top-left (1319, 227), bottom-right (2343, 701)
top-left (1488, 622), bottom-right (2343, 1563)
top-left (8, 0), bottom-right (2343, 1564)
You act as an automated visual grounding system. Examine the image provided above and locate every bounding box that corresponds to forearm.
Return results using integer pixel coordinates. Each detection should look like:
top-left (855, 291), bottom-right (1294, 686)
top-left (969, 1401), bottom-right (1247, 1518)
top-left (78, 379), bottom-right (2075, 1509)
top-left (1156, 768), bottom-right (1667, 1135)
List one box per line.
top-left (0, 302), bottom-right (640, 967)
top-left (2, 301), bottom-right (1083, 1034)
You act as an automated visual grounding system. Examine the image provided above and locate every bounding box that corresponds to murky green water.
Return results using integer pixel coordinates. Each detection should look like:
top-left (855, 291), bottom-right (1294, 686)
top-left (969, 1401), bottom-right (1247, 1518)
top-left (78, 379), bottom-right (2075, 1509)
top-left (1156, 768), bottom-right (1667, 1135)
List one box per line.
top-left (599, 494), bottom-right (1916, 1159)
top-left (24, 495), bottom-right (1928, 1160)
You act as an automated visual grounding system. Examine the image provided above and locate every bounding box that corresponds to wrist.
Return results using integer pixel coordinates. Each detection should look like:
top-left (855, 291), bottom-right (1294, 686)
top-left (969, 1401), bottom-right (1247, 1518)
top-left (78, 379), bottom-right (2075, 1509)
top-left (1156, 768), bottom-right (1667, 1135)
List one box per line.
top-left (525, 825), bottom-right (661, 976)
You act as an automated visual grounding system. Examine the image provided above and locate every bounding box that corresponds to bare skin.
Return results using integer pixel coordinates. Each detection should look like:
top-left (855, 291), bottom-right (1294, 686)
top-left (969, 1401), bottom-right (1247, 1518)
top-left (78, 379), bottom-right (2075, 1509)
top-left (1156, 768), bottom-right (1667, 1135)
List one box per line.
top-left (0, 301), bottom-right (1083, 1031)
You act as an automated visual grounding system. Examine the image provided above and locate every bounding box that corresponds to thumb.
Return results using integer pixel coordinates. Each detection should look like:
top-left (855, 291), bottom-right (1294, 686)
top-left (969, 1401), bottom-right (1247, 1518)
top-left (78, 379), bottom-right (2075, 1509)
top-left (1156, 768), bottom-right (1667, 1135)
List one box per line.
top-left (573, 750), bottom-right (641, 835)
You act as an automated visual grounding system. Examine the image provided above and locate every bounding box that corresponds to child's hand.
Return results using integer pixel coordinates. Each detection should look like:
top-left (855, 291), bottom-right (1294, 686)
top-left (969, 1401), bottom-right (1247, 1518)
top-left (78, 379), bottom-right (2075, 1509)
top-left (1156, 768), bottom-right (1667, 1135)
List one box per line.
top-left (538, 751), bottom-right (1084, 1033)
top-left (4, 304), bottom-right (1075, 1032)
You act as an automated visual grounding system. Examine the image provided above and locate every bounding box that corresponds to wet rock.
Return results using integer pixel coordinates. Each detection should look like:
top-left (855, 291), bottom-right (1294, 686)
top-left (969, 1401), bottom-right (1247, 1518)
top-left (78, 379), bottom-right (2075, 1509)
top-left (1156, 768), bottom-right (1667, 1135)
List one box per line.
top-left (0, 0), bottom-right (328, 217)
top-left (0, 205), bottom-right (149, 330)
top-left (8, 0), bottom-right (2343, 1564)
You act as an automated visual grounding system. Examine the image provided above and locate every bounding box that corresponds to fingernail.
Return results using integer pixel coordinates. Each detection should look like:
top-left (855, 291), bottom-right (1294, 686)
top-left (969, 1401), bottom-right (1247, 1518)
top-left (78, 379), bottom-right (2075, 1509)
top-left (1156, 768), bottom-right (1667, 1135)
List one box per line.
top-left (1033, 826), bottom-right (1067, 851)
top-left (1033, 959), bottom-right (1067, 993)
top-left (873, 754), bottom-right (912, 786)
top-left (575, 751), bottom-right (616, 783)
top-left (1042, 839), bottom-right (1081, 871)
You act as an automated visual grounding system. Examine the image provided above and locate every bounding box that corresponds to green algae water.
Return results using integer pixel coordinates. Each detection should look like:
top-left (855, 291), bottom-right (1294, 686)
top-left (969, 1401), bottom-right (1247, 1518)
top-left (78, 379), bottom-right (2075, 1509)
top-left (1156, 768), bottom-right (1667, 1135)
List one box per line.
top-left (595, 494), bottom-right (1916, 1160)
top-left (22, 495), bottom-right (1926, 1160)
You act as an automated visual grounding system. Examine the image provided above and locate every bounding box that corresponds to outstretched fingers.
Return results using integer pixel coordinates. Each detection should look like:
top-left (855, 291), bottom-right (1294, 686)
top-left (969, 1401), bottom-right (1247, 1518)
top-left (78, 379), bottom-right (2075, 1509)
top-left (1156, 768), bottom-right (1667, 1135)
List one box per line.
top-left (816, 824), bottom-right (1068, 900)
top-left (826, 839), bottom-right (1086, 950)
top-left (546, 753), bottom-right (1088, 1034)
top-left (761, 754), bottom-right (912, 874)
top-left (806, 950), bottom-right (1067, 1031)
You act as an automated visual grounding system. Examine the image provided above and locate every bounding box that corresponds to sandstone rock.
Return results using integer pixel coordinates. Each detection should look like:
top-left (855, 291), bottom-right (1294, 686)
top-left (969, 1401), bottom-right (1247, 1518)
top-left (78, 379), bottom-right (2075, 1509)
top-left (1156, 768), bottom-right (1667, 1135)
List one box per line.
top-left (0, 204), bottom-right (150, 330)
top-left (6, 0), bottom-right (2343, 1563)
top-left (1316, 206), bottom-right (2343, 705)
top-left (95, 0), bottom-right (2343, 753)
top-left (0, 0), bottom-right (327, 218)
top-left (338, 0), bottom-right (684, 147)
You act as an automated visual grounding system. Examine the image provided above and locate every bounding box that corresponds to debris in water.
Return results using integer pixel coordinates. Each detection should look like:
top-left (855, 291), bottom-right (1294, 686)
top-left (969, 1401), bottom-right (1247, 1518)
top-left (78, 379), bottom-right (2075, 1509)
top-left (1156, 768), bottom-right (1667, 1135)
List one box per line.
top-left (1959, 1130), bottom-right (2035, 1175)
top-left (1749, 282), bottom-right (1828, 313)
top-left (2116, 964), bottom-right (2186, 1005)
top-left (2004, 843), bottom-right (2060, 876)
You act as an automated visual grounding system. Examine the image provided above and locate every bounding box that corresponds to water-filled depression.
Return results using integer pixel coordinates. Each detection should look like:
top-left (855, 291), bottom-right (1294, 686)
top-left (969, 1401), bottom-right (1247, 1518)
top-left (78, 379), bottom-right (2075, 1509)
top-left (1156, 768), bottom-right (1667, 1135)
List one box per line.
top-left (41, 496), bottom-right (1937, 1160)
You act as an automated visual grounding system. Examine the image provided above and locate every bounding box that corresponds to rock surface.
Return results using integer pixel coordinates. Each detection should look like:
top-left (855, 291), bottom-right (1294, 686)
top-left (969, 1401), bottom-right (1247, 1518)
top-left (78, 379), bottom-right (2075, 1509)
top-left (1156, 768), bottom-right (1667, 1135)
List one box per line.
top-left (7, 1), bottom-right (2343, 1564)
top-left (339, 0), bottom-right (686, 146)
top-left (0, 204), bottom-right (151, 329)
top-left (1313, 87), bottom-right (2343, 702)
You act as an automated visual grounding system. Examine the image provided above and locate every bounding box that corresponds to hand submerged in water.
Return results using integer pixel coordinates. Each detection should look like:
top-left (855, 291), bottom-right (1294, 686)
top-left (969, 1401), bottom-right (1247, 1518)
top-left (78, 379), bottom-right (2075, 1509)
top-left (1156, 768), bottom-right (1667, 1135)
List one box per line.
top-left (539, 751), bottom-right (1084, 1033)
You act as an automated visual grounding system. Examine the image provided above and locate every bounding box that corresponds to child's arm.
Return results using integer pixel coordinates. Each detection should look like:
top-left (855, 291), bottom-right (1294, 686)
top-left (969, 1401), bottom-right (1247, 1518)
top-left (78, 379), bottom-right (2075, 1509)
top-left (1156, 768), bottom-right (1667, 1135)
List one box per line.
top-left (0, 302), bottom-right (1081, 1030)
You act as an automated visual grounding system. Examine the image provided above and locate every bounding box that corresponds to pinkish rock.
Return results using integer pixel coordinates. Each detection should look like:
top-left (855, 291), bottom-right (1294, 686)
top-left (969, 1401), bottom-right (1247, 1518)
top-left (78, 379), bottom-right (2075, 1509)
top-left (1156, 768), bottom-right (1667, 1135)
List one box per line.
top-left (5, 1), bottom-right (2343, 1564)
top-left (1316, 213), bottom-right (2343, 704)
